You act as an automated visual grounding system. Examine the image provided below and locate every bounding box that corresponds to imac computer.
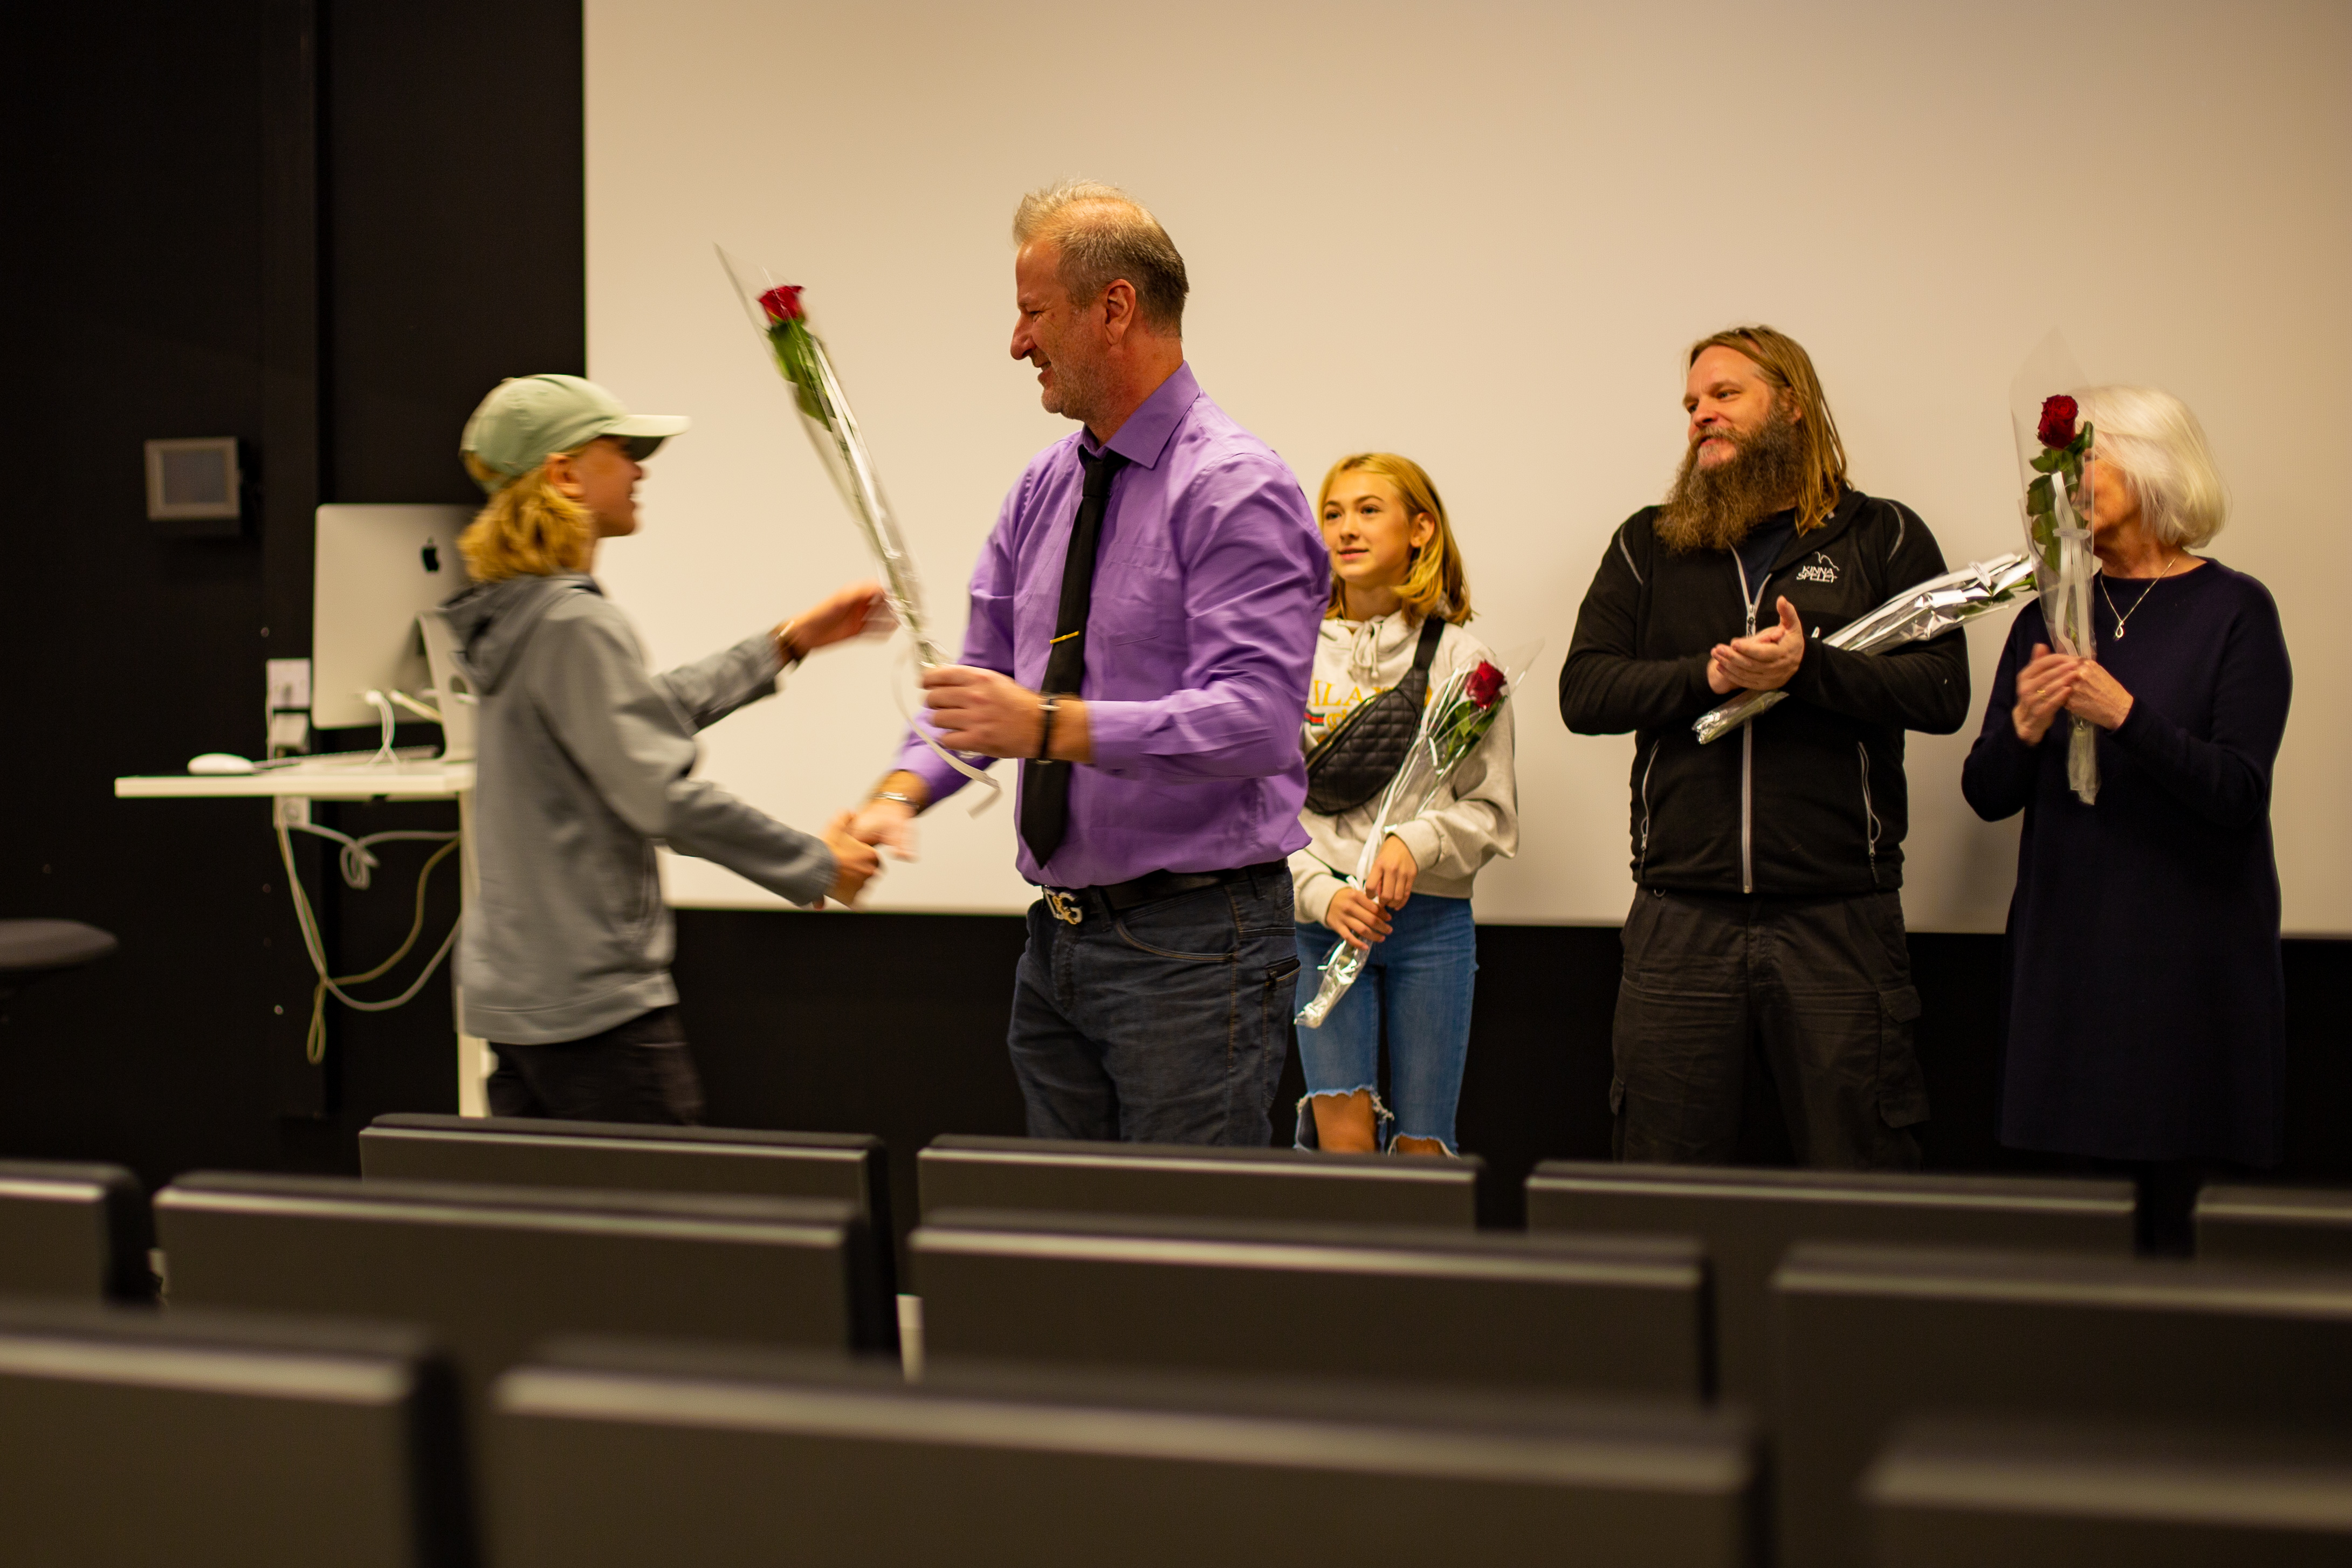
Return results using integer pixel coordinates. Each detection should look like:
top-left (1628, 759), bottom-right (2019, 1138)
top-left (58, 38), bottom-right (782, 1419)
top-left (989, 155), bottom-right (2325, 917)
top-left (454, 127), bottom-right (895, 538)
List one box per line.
top-left (310, 504), bottom-right (473, 732)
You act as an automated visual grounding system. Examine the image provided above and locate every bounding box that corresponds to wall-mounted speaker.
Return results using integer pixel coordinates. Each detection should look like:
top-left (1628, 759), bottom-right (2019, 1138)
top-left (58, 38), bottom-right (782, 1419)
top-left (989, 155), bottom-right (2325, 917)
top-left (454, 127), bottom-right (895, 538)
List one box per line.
top-left (144, 438), bottom-right (244, 532)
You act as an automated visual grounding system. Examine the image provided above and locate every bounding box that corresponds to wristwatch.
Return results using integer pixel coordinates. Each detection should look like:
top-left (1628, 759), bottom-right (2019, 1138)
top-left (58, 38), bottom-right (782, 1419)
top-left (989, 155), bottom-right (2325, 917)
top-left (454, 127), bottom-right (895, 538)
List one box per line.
top-left (1037, 693), bottom-right (1061, 760)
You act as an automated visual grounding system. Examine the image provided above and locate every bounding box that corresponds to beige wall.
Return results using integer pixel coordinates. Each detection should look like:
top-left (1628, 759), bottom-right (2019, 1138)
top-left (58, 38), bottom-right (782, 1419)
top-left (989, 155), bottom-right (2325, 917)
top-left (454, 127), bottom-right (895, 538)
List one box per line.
top-left (586, 0), bottom-right (2351, 932)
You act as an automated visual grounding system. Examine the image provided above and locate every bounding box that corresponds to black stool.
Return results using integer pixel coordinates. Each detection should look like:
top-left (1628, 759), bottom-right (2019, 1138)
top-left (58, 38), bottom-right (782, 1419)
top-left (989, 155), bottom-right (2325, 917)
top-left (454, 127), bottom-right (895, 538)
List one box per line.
top-left (0, 920), bottom-right (119, 1001)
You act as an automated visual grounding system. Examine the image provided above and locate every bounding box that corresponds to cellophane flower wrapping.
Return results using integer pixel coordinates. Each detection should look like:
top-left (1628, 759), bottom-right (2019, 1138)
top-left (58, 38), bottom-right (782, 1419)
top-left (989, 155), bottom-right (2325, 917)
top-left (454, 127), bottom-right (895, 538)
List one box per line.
top-left (2009, 333), bottom-right (2099, 804)
top-left (1295, 650), bottom-right (1528, 1030)
top-left (2023, 396), bottom-right (2100, 803)
top-left (717, 247), bottom-right (945, 668)
top-left (1691, 553), bottom-right (2040, 745)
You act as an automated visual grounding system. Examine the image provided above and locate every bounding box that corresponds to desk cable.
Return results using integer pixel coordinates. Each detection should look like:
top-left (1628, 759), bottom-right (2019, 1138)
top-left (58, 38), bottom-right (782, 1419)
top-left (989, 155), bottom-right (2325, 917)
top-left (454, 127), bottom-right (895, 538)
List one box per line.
top-left (274, 817), bottom-right (463, 1065)
top-left (353, 687), bottom-right (443, 766)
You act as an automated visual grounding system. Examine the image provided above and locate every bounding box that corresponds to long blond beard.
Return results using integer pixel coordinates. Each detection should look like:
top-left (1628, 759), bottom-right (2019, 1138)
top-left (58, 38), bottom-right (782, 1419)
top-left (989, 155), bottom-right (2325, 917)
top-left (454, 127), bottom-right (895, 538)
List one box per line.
top-left (1658, 409), bottom-right (1807, 553)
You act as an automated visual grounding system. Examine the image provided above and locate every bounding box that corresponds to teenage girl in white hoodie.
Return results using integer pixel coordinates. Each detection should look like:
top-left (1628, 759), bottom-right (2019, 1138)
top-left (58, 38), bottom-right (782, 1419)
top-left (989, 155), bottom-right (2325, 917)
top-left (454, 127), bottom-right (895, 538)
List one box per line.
top-left (1291, 454), bottom-right (1518, 1156)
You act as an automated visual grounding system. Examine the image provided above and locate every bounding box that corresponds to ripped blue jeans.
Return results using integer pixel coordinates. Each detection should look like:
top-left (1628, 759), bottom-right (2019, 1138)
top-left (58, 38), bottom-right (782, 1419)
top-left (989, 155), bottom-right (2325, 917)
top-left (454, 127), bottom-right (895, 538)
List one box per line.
top-left (1293, 894), bottom-right (1477, 1153)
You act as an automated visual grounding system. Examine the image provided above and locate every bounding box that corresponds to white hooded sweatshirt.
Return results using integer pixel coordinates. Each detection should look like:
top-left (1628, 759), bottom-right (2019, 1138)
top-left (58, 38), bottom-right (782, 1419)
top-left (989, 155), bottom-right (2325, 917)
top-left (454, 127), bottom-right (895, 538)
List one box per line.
top-left (1289, 612), bottom-right (1518, 925)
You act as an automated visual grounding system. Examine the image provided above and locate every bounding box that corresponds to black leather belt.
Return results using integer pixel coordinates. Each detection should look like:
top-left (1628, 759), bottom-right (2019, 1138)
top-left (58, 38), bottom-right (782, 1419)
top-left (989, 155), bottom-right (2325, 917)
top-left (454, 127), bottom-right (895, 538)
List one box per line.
top-left (1042, 860), bottom-right (1285, 922)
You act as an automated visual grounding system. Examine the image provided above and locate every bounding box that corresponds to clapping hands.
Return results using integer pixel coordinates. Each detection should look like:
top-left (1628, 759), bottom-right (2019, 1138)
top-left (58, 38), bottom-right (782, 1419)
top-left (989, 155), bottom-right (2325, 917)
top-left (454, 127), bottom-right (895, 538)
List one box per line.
top-left (1708, 596), bottom-right (1806, 694)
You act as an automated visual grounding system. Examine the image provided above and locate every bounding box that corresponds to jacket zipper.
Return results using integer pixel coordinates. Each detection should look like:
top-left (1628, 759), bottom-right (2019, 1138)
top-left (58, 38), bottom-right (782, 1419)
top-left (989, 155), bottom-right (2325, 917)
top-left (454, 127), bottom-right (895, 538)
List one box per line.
top-left (1856, 741), bottom-right (1882, 879)
top-left (1741, 718), bottom-right (1755, 893)
top-left (1636, 739), bottom-right (1662, 881)
top-left (1732, 553), bottom-right (1774, 895)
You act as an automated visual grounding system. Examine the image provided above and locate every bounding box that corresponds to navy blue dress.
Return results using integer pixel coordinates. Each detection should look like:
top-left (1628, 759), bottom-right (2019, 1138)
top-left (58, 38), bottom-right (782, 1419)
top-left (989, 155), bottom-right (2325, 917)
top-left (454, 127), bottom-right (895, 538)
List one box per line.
top-left (1961, 560), bottom-right (2291, 1166)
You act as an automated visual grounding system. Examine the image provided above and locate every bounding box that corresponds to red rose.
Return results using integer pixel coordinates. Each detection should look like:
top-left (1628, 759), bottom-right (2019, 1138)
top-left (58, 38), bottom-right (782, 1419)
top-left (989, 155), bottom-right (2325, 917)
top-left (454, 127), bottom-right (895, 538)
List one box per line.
top-left (758, 285), bottom-right (806, 323)
top-left (2037, 394), bottom-right (2078, 449)
top-left (1464, 661), bottom-right (1505, 709)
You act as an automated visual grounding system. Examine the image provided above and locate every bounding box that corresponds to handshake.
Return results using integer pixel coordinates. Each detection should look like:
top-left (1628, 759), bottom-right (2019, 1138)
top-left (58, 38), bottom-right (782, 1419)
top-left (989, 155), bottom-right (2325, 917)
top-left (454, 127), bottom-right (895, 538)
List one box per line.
top-left (816, 786), bottom-right (920, 908)
top-left (791, 582), bottom-right (1068, 909)
top-left (772, 579), bottom-right (902, 910)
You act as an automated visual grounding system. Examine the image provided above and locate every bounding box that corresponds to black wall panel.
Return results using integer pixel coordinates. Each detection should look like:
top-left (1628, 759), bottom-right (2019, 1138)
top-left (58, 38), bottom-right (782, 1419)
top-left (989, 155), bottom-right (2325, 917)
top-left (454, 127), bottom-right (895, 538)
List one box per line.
top-left (0, 0), bottom-right (581, 1188)
top-left (1, 4), bottom-right (284, 1181)
top-left (323, 1), bottom-right (587, 504)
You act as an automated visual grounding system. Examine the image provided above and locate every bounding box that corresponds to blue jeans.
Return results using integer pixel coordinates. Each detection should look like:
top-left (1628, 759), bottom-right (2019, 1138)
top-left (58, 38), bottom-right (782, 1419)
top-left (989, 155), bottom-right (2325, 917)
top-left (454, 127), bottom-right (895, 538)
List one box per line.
top-left (1294, 894), bottom-right (1477, 1153)
top-left (1007, 866), bottom-right (1299, 1146)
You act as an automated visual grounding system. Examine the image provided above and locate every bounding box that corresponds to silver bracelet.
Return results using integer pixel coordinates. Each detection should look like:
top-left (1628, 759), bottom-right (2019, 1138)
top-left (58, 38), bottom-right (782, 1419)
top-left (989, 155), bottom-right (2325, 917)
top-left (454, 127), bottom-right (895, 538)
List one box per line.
top-left (871, 791), bottom-right (919, 809)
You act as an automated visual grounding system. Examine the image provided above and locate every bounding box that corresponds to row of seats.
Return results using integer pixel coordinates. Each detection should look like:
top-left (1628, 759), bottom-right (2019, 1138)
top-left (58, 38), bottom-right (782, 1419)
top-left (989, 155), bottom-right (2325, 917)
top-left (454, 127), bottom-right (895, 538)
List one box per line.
top-left (0, 1299), bottom-right (1756, 1566)
top-left (11, 1247), bottom-right (2352, 1565)
top-left (7, 1130), bottom-right (2341, 1385)
top-left (6, 1127), bottom-right (2352, 1564)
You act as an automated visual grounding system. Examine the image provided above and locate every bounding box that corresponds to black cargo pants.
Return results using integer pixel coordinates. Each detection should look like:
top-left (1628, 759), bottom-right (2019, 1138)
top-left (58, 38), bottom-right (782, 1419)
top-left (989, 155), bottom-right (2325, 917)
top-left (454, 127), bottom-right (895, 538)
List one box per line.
top-left (487, 1004), bottom-right (704, 1125)
top-left (1611, 887), bottom-right (1928, 1170)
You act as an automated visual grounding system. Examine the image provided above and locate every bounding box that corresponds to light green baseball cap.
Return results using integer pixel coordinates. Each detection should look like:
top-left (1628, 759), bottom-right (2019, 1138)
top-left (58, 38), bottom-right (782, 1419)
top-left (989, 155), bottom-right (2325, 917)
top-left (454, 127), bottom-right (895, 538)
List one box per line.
top-left (459, 374), bottom-right (691, 492)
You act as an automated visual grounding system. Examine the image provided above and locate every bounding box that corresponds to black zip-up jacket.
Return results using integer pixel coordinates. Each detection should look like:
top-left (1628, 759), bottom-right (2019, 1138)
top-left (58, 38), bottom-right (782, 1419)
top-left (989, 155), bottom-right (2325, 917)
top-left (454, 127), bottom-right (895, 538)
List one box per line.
top-left (1560, 486), bottom-right (1970, 897)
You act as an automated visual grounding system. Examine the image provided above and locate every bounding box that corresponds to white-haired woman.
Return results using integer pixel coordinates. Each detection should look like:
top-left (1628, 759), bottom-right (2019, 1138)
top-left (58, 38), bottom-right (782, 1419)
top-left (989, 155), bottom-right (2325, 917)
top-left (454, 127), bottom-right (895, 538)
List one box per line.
top-left (1962, 386), bottom-right (2291, 1247)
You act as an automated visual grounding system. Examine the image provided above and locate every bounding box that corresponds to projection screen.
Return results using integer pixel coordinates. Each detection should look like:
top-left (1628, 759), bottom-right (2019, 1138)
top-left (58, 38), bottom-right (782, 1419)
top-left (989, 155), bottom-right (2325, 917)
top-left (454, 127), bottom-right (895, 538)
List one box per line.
top-left (584, 0), bottom-right (2350, 933)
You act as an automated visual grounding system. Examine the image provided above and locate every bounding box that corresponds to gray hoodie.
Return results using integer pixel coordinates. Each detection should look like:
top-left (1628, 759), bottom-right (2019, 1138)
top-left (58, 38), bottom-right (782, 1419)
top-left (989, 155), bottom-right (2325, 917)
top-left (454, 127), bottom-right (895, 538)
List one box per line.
top-left (441, 574), bottom-right (835, 1044)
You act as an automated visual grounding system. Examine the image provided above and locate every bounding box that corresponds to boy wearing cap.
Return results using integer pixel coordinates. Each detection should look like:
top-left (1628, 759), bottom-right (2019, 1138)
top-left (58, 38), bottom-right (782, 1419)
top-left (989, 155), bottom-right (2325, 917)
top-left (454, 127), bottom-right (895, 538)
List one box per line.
top-left (444, 374), bottom-right (883, 1124)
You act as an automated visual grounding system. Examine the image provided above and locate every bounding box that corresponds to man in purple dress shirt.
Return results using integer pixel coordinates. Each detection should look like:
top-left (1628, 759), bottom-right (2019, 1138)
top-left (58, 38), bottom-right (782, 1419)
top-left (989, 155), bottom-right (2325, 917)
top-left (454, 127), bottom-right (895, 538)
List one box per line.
top-left (849, 181), bottom-right (1327, 1146)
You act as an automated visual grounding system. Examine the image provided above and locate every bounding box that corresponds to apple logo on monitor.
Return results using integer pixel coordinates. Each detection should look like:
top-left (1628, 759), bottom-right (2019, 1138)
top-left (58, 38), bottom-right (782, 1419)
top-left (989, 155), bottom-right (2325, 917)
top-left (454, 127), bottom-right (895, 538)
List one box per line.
top-left (422, 539), bottom-right (441, 573)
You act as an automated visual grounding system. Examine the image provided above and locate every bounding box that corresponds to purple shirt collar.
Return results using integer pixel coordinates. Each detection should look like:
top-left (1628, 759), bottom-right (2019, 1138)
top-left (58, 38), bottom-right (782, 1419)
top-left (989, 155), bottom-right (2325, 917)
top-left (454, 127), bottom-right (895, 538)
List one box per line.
top-left (1079, 361), bottom-right (1199, 471)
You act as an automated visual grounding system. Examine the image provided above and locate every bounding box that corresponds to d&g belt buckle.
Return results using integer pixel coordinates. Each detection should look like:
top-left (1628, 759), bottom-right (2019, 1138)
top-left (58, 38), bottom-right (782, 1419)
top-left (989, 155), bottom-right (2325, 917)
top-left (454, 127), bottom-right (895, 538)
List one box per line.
top-left (1042, 888), bottom-right (1084, 926)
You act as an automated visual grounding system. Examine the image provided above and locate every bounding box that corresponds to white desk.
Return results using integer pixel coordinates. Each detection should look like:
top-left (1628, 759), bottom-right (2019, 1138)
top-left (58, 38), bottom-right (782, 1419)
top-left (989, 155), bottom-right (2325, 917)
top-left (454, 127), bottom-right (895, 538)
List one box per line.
top-left (114, 758), bottom-right (490, 1115)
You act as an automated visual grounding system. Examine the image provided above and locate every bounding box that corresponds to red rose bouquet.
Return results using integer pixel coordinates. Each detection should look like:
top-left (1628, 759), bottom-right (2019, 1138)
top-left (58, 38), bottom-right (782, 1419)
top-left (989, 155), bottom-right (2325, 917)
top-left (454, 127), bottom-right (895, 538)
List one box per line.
top-left (1463, 660), bottom-right (1505, 710)
top-left (2036, 394), bottom-right (2079, 449)
top-left (2013, 334), bottom-right (2101, 804)
top-left (718, 247), bottom-right (999, 807)
top-left (753, 283), bottom-right (824, 421)
top-left (1296, 647), bottom-right (1530, 1029)
top-left (719, 247), bottom-right (944, 667)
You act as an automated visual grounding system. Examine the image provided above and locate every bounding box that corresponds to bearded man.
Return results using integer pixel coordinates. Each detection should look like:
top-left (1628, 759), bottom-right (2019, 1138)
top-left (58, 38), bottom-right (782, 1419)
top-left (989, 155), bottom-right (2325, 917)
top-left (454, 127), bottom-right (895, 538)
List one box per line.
top-left (848, 181), bottom-right (1326, 1146)
top-left (1560, 325), bottom-right (1969, 1170)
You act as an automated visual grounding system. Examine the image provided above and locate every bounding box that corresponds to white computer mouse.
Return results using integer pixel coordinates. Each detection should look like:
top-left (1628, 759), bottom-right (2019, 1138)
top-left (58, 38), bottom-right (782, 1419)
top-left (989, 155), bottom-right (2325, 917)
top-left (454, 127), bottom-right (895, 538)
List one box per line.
top-left (188, 752), bottom-right (257, 775)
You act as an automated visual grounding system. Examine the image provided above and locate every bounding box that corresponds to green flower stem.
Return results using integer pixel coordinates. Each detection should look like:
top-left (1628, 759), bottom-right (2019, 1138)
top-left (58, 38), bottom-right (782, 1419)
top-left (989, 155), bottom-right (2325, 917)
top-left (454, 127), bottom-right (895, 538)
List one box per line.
top-left (766, 320), bottom-right (829, 422)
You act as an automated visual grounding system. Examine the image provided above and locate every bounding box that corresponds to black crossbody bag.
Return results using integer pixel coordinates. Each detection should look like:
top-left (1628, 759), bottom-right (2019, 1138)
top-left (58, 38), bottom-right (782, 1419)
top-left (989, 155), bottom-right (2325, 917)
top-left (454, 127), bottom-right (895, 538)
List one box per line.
top-left (1302, 616), bottom-right (1446, 817)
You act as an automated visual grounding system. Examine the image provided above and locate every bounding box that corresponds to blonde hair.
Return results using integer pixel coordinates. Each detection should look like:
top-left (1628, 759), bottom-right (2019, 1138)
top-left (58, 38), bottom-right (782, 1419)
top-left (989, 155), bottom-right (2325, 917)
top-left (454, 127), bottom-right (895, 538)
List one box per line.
top-left (1012, 179), bottom-right (1188, 333)
top-left (2075, 384), bottom-right (2229, 548)
top-left (1687, 325), bottom-right (1850, 533)
top-left (458, 450), bottom-right (595, 582)
top-left (1315, 453), bottom-right (1474, 624)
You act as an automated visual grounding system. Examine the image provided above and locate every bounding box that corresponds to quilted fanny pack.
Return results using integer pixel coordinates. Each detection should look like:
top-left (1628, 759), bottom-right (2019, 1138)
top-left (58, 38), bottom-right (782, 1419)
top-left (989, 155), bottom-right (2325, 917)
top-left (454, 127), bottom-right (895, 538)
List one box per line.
top-left (1302, 616), bottom-right (1446, 816)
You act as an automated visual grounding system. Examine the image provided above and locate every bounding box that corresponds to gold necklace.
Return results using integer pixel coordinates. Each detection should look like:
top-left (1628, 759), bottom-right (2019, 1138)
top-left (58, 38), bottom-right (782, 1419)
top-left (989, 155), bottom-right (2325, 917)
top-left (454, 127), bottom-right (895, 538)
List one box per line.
top-left (2097, 552), bottom-right (2180, 640)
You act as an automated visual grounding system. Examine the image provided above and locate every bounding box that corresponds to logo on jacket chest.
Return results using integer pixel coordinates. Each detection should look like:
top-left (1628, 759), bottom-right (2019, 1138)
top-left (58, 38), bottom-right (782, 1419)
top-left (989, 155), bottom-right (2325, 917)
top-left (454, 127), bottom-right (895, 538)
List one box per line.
top-left (1792, 551), bottom-right (1840, 585)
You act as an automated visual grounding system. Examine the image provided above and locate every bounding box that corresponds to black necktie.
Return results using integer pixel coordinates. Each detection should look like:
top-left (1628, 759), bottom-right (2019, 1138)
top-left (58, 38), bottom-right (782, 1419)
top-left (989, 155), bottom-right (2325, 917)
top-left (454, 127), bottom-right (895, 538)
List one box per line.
top-left (1020, 445), bottom-right (1127, 871)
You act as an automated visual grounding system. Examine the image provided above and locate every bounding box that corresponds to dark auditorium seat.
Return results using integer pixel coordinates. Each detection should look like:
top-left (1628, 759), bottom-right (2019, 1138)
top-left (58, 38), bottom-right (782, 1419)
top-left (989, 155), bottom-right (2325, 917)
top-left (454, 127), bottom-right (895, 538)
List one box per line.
top-left (1525, 1160), bottom-right (2134, 1406)
top-left (0, 1298), bottom-right (470, 1567)
top-left (487, 1340), bottom-right (1760, 1567)
top-left (360, 1113), bottom-right (896, 1291)
top-left (915, 1207), bottom-right (1711, 1398)
top-left (0, 1158), bottom-right (152, 1300)
top-left (1862, 1414), bottom-right (2352, 1566)
top-left (2196, 1182), bottom-right (2352, 1268)
top-left (920, 1133), bottom-right (1480, 1229)
top-left (1771, 1241), bottom-right (2352, 1568)
top-left (155, 1172), bottom-right (893, 1420)
top-left (0, 918), bottom-right (118, 998)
